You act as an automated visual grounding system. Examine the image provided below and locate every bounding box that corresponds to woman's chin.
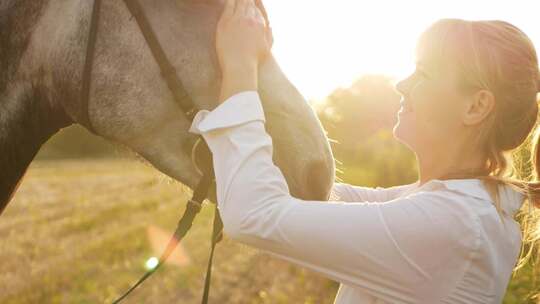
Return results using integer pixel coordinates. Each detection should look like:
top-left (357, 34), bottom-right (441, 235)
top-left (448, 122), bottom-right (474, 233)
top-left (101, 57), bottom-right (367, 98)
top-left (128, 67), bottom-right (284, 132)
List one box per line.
top-left (392, 122), bottom-right (411, 144)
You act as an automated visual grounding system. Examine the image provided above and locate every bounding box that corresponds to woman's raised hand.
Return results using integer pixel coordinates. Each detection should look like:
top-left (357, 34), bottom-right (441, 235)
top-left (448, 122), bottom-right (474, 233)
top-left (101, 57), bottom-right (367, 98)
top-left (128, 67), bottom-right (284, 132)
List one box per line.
top-left (216, 0), bottom-right (273, 103)
top-left (216, 0), bottom-right (272, 75)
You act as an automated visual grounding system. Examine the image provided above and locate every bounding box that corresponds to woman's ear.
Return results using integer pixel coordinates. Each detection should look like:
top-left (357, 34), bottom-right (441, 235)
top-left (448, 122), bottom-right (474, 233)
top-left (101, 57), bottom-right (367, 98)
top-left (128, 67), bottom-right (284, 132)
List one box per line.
top-left (462, 89), bottom-right (495, 126)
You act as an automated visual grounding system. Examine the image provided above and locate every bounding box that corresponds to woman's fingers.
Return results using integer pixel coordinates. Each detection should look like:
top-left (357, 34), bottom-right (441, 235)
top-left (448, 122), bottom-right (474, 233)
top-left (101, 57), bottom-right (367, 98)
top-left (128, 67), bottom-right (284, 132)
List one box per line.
top-left (246, 1), bottom-right (256, 21)
top-left (244, 0), bottom-right (272, 56)
top-left (235, 0), bottom-right (248, 17)
top-left (265, 24), bottom-right (273, 49)
top-left (254, 0), bottom-right (269, 26)
top-left (220, 0), bottom-right (238, 21)
top-left (221, 0), bottom-right (236, 21)
top-left (251, 0), bottom-right (272, 48)
top-left (251, 1), bottom-right (265, 25)
top-left (229, 0), bottom-right (264, 26)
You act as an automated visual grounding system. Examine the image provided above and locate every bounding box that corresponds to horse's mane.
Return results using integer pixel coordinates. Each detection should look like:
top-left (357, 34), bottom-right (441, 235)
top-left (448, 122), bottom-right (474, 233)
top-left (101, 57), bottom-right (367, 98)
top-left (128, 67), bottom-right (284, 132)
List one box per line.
top-left (0, 0), bottom-right (47, 92)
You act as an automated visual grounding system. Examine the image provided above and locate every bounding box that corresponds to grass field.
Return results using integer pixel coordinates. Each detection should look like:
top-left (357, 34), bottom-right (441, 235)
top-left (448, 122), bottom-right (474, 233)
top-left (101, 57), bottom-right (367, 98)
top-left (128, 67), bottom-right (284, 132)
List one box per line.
top-left (0, 160), bottom-right (336, 303)
top-left (0, 159), bottom-right (537, 303)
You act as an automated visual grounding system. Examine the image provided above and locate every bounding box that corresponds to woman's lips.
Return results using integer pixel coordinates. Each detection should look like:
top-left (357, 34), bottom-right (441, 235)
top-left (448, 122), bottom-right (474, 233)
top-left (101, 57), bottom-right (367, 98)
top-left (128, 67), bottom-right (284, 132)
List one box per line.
top-left (398, 99), bottom-right (414, 114)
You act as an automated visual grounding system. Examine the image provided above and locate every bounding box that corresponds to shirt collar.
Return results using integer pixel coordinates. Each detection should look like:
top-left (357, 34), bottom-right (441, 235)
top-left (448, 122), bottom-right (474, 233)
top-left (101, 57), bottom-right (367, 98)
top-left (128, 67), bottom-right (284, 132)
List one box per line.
top-left (428, 178), bottom-right (525, 216)
top-left (435, 179), bottom-right (492, 201)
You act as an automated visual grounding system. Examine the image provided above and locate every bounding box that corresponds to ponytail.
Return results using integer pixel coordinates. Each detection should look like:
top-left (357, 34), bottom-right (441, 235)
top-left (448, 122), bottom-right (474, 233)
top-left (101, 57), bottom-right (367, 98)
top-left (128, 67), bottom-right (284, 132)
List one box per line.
top-left (509, 103), bottom-right (540, 300)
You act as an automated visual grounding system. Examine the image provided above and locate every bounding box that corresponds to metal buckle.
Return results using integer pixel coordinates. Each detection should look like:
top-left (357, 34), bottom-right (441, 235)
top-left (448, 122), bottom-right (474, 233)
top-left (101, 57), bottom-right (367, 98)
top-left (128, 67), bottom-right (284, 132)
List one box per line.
top-left (185, 106), bottom-right (197, 119)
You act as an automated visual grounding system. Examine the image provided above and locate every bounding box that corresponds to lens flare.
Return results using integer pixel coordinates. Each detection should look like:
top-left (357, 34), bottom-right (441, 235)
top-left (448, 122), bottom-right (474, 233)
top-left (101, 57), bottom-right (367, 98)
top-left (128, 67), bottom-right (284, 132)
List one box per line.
top-left (145, 257), bottom-right (159, 270)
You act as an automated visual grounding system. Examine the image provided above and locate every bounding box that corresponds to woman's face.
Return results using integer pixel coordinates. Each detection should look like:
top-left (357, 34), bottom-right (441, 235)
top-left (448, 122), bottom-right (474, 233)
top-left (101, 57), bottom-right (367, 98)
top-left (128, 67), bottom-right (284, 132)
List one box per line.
top-left (393, 59), bottom-right (467, 153)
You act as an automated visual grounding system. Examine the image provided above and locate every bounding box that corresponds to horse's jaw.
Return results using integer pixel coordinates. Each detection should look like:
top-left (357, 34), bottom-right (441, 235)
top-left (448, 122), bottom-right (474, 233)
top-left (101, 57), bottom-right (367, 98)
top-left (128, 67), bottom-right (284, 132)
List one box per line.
top-left (124, 118), bottom-right (204, 192)
top-left (121, 56), bottom-right (335, 202)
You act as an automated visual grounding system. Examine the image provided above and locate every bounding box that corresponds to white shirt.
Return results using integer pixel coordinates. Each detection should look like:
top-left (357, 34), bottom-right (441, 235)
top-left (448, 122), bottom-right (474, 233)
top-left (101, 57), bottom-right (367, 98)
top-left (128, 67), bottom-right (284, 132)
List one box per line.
top-left (189, 91), bottom-right (526, 304)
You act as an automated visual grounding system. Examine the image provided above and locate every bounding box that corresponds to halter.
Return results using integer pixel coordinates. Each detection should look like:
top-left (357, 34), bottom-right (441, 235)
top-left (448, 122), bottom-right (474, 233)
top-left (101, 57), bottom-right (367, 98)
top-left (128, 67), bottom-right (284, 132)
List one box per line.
top-left (80, 0), bottom-right (228, 303)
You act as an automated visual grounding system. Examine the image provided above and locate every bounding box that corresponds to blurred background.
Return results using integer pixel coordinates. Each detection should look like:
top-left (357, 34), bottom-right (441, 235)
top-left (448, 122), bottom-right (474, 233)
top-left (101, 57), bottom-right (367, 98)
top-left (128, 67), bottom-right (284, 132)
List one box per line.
top-left (1, 0), bottom-right (539, 303)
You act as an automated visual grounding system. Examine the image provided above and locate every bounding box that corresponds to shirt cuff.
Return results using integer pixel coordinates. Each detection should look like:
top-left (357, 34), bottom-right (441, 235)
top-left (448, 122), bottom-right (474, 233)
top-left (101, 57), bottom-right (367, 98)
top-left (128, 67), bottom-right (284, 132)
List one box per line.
top-left (188, 91), bottom-right (266, 134)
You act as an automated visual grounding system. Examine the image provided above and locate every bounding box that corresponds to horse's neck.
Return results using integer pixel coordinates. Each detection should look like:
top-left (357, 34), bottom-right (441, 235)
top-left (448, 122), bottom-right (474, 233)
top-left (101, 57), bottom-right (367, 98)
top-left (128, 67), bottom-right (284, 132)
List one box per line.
top-left (0, 82), bottom-right (72, 214)
top-left (0, 0), bottom-right (48, 92)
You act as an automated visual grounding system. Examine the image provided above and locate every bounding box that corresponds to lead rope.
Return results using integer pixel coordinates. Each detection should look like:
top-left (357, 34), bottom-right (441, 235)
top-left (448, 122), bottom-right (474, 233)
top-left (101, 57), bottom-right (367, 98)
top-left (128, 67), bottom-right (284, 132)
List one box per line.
top-left (108, 0), bottom-right (224, 302)
top-left (81, 0), bottom-right (230, 302)
top-left (112, 168), bottom-right (221, 303)
top-left (202, 205), bottom-right (224, 303)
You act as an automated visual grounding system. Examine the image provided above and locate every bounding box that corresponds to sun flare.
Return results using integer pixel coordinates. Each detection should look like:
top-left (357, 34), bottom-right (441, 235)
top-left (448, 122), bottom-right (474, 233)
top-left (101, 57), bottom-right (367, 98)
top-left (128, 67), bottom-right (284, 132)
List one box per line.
top-left (265, 0), bottom-right (540, 101)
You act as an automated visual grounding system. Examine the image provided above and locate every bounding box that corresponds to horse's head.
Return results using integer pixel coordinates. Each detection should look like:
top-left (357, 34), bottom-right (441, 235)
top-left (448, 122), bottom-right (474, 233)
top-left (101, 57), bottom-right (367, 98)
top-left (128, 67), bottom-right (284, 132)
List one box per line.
top-left (32, 0), bottom-right (335, 201)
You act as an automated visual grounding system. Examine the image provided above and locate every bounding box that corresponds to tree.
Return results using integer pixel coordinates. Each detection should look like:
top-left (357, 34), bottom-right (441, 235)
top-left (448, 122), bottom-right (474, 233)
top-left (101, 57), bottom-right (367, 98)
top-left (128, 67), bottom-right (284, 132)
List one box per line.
top-left (315, 74), bottom-right (417, 186)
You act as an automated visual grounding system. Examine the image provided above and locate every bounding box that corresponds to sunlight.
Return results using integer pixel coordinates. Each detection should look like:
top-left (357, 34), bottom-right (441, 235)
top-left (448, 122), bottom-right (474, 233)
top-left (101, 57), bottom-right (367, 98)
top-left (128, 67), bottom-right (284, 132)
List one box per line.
top-left (264, 0), bottom-right (540, 101)
top-left (145, 257), bottom-right (159, 270)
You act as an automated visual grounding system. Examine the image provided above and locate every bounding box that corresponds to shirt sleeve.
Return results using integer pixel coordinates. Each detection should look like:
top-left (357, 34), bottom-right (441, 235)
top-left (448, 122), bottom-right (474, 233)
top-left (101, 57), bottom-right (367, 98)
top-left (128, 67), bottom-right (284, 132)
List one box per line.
top-left (330, 182), bottom-right (419, 202)
top-left (189, 91), bottom-right (480, 302)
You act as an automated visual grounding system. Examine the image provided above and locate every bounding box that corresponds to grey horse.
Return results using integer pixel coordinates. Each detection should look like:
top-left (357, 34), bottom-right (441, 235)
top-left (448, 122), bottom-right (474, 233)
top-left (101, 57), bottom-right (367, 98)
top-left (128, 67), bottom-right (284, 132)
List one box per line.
top-left (0, 0), bottom-right (335, 215)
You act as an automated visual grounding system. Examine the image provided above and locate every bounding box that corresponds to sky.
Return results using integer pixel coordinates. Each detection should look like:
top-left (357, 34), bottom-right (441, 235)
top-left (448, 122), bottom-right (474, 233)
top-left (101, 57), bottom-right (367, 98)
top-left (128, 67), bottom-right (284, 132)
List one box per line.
top-left (263, 0), bottom-right (540, 102)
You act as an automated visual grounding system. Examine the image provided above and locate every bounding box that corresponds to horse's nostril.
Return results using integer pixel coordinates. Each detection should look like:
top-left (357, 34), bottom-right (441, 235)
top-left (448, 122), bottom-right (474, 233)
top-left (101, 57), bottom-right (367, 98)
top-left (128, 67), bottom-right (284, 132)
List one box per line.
top-left (303, 159), bottom-right (332, 201)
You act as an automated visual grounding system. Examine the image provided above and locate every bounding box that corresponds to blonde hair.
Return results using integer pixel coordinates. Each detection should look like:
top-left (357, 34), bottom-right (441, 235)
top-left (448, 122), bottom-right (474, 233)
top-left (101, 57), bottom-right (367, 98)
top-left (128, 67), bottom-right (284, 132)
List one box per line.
top-left (417, 18), bottom-right (540, 299)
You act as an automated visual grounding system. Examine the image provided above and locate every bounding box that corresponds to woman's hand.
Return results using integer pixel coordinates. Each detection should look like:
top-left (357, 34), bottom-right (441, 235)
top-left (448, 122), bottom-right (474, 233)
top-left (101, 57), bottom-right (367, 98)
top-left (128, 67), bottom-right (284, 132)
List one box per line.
top-left (216, 0), bottom-right (273, 103)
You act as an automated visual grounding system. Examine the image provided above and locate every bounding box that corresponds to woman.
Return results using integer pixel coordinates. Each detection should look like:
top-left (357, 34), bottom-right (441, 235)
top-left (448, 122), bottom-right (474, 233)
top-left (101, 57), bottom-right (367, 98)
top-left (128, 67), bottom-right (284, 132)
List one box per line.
top-left (189, 0), bottom-right (540, 303)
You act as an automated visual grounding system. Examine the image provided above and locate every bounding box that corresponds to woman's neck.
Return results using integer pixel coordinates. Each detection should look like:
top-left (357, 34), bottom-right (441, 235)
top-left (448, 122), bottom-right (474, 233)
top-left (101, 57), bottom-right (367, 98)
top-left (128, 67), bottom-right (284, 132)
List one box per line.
top-left (416, 148), bottom-right (487, 187)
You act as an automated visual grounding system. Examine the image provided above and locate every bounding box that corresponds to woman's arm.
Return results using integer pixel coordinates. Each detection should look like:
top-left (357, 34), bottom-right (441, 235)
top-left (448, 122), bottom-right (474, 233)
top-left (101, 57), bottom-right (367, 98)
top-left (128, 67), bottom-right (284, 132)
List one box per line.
top-left (215, 0), bottom-right (417, 205)
top-left (202, 3), bottom-right (479, 301)
top-left (330, 182), bottom-right (418, 202)
top-left (189, 91), bottom-right (480, 302)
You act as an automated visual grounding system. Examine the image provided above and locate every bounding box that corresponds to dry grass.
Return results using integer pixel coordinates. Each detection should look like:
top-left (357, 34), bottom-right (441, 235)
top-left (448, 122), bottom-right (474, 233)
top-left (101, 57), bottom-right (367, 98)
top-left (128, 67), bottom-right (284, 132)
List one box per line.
top-left (0, 160), bottom-right (337, 304)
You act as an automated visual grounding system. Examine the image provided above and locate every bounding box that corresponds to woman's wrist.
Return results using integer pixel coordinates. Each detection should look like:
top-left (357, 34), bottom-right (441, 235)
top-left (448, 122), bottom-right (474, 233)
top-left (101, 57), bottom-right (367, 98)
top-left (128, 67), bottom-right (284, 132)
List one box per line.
top-left (219, 64), bottom-right (258, 104)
